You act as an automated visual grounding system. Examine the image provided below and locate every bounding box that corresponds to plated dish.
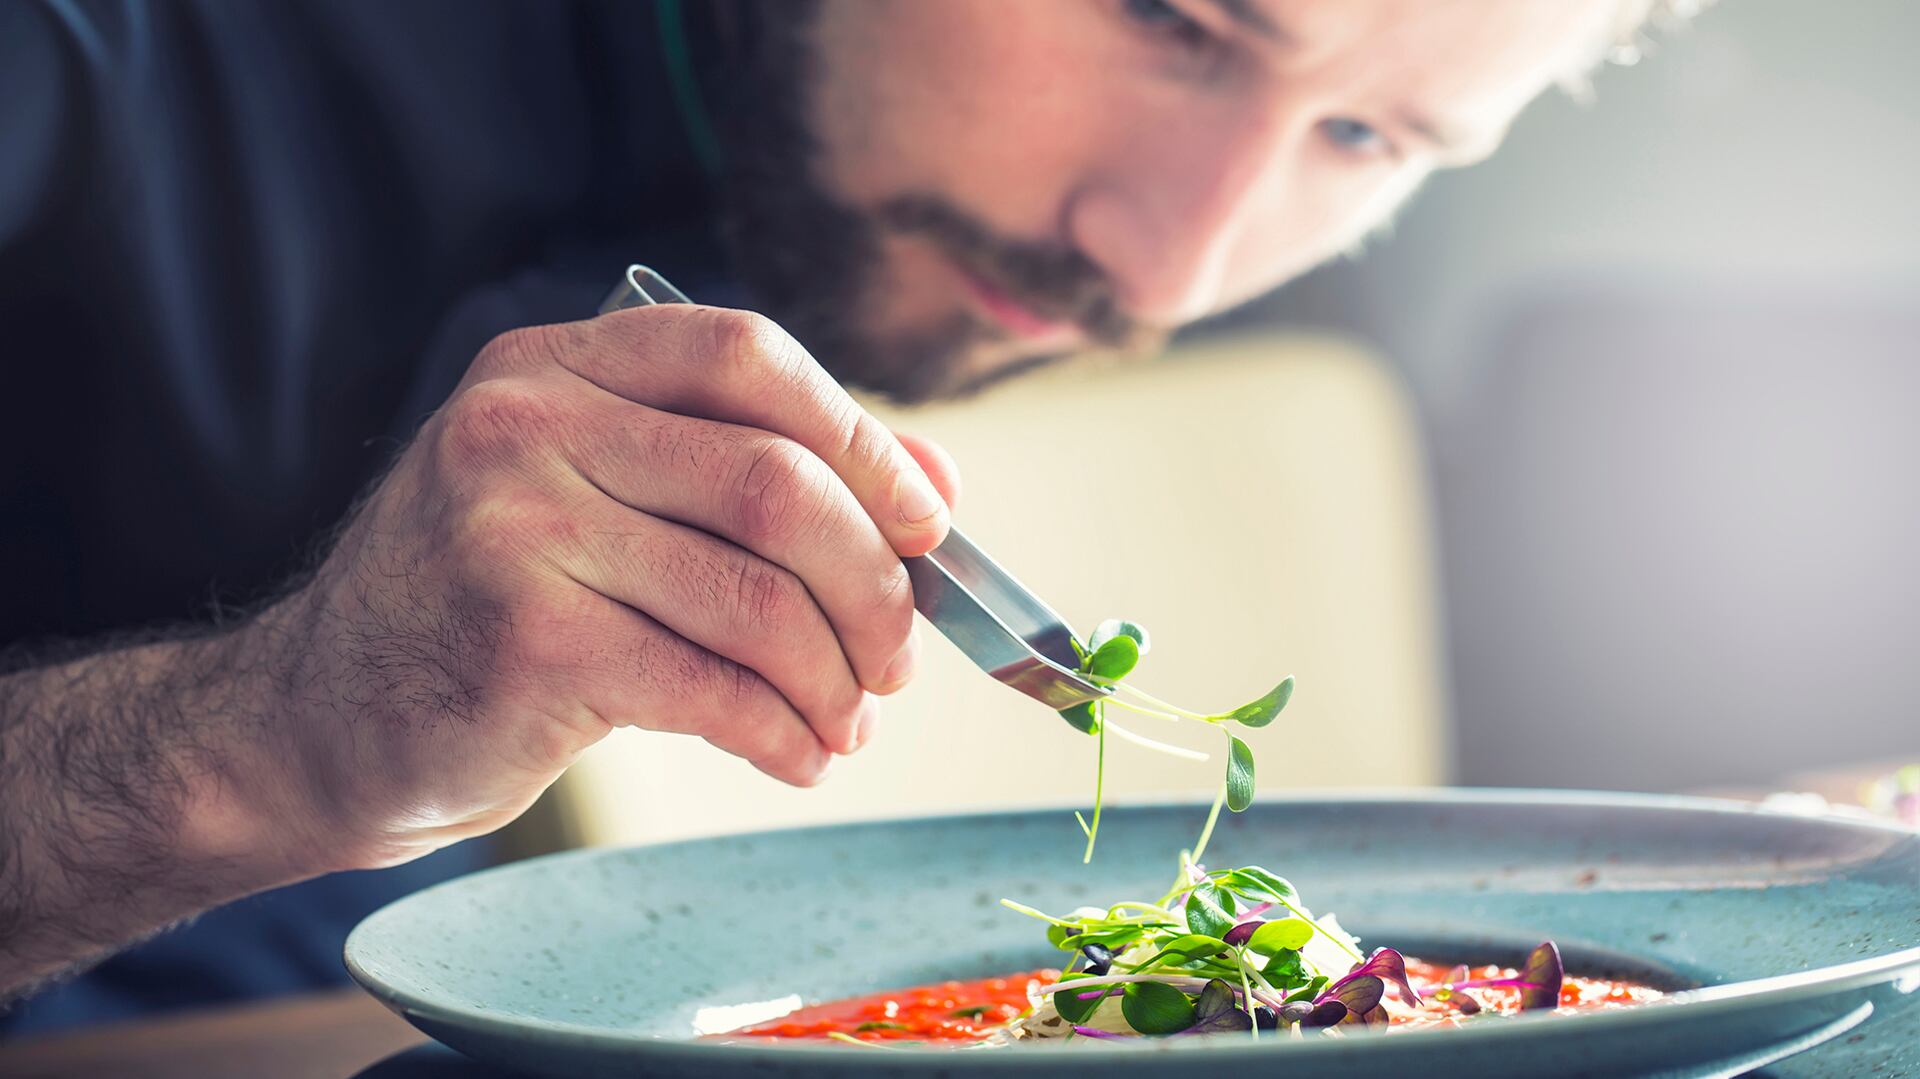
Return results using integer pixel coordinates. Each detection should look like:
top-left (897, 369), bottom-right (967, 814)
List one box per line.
top-left (717, 850), bottom-right (1666, 1046)
top-left (346, 793), bottom-right (1920, 1078)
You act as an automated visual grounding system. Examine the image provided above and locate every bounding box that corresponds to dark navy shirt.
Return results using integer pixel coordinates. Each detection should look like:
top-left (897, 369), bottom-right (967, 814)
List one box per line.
top-left (0, 0), bottom-right (727, 1034)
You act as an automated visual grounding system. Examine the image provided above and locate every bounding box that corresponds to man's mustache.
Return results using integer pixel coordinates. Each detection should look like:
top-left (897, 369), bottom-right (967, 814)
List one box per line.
top-left (874, 195), bottom-right (1155, 352)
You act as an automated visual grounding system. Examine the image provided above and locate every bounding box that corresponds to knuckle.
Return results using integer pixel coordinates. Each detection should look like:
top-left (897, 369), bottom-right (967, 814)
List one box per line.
top-left (705, 308), bottom-right (798, 387)
top-left (732, 438), bottom-right (828, 545)
top-left (831, 400), bottom-right (890, 474)
top-left (873, 561), bottom-right (916, 622)
top-left (437, 379), bottom-right (559, 464)
top-left (697, 650), bottom-right (763, 713)
top-left (448, 490), bottom-right (546, 569)
top-left (476, 322), bottom-right (566, 376)
top-left (725, 550), bottom-right (801, 634)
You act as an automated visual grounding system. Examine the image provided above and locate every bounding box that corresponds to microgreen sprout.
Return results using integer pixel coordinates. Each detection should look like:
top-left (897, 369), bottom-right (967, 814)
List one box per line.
top-left (1002, 854), bottom-right (1377, 1038)
top-left (1059, 616), bottom-right (1294, 861)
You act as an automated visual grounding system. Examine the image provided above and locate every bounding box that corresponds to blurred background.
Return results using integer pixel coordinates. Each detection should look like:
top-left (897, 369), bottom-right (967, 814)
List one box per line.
top-left (1207, 0), bottom-right (1920, 793)
top-left (562, 0), bottom-right (1920, 844)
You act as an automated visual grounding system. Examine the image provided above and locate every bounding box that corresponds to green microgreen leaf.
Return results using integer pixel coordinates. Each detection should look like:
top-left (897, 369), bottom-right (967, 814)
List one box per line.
top-left (1132, 933), bottom-right (1229, 970)
top-left (1225, 734), bottom-right (1255, 812)
top-left (1053, 973), bottom-right (1119, 1024)
top-left (1285, 974), bottom-right (1330, 1003)
top-left (855, 1021), bottom-right (909, 1032)
top-left (1185, 884), bottom-right (1236, 938)
top-left (1121, 981), bottom-right (1197, 1035)
top-left (1089, 618), bottom-right (1151, 656)
top-left (1212, 677), bottom-right (1294, 728)
top-left (1058, 701), bottom-right (1101, 735)
top-left (1246, 918), bottom-right (1316, 956)
top-left (951, 1006), bottom-right (992, 1019)
top-left (1086, 634), bottom-right (1141, 681)
top-left (1218, 867), bottom-right (1298, 905)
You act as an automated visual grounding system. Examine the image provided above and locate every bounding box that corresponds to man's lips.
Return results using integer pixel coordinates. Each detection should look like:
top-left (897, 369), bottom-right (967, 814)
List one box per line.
top-left (953, 266), bottom-right (1081, 343)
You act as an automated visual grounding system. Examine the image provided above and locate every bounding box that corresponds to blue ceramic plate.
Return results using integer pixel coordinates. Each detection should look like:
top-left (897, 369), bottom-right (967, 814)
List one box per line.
top-left (345, 791), bottom-right (1920, 1078)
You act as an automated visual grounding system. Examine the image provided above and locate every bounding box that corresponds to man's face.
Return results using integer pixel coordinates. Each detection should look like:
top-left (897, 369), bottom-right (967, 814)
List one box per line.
top-left (723, 0), bottom-right (1623, 401)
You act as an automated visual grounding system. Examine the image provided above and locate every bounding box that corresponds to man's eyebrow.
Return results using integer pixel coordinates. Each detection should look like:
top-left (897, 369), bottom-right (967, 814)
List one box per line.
top-left (1398, 110), bottom-right (1472, 155)
top-left (1206, 0), bottom-right (1290, 44)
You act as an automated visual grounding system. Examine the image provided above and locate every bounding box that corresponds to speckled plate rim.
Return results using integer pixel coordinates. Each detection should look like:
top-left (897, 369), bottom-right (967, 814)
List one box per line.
top-left (345, 788), bottom-right (1920, 1068)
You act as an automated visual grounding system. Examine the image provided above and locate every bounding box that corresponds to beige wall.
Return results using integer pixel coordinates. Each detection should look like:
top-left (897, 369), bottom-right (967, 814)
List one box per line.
top-left (558, 333), bottom-right (1445, 846)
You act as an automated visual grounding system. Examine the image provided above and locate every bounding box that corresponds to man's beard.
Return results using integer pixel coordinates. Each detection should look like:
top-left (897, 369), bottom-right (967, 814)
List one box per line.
top-left (711, 3), bottom-right (1163, 404)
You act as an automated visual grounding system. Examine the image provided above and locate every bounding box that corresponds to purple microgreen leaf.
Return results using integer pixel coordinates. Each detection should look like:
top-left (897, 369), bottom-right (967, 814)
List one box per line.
top-left (1223, 920), bottom-right (1259, 947)
top-left (1328, 974), bottom-right (1384, 1015)
top-left (1343, 1004), bottom-right (1392, 1028)
top-left (1190, 979), bottom-right (1236, 1021)
top-left (1300, 999), bottom-right (1349, 1027)
top-left (1346, 947), bottom-right (1424, 1007)
top-left (1070, 1024), bottom-right (1129, 1040)
top-left (1185, 1007), bottom-right (1254, 1035)
top-left (1518, 941), bottom-right (1564, 1010)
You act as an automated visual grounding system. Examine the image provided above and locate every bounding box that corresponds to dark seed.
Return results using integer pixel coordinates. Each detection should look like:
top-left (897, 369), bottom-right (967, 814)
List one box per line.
top-left (1254, 1005), bottom-right (1281, 1029)
top-left (1080, 942), bottom-right (1116, 975)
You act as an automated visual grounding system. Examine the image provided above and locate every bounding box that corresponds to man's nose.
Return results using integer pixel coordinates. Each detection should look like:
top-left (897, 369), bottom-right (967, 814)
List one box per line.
top-left (1066, 104), bottom-right (1302, 327)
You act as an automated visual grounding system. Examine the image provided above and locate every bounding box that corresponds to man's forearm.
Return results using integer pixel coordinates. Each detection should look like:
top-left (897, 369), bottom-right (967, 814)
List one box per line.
top-left (0, 628), bottom-right (327, 1001)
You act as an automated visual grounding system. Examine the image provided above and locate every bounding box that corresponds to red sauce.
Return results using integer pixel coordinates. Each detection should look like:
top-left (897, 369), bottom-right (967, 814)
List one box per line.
top-left (1396, 957), bottom-right (1665, 1029)
top-left (727, 968), bottom-right (1060, 1043)
top-left (722, 958), bottom-right (1663, 1043)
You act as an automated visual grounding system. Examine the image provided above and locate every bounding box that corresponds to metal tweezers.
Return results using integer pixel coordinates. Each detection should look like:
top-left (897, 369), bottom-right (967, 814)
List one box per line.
top-left (599, 264), bottom-right (1110, 711)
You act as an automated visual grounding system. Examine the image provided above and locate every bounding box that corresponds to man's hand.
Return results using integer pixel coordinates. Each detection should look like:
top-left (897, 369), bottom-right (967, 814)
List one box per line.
top-left (0, 305), bottom-right (958, 996)
top-left (256, 305), bottom-right (959, 867)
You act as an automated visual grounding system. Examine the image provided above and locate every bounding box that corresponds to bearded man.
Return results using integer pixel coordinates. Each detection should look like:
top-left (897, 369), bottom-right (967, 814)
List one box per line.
top-left (0, 0), bottom-right (1672, 1029)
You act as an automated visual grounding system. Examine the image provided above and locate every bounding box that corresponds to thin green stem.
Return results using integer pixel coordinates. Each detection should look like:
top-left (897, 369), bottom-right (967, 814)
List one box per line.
top-left (1102, 695), bottom-right (1188, 724)
top-left (1106, 901), bottom-right (1180, 921)
top-left (1237, 948), bottom-right (1261, 1039)
top-left (998, 899), bottom-right (1079, 928)
top-left (1112, 683), bottom-right (1218, 722)
top-left (1271, 897), bottom-right (1365, 963)
top-left (1191, 775), bottom-right (1229, 866)
top-left (1082, 711), bottom-right (1107, 864)
top-left (1102, 718), bottom-right (1210, 761)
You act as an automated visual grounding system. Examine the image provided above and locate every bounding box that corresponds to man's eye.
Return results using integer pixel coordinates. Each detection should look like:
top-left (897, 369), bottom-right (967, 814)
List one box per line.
top-left (1121, 0), bottom-right (1211, 48)
top-left (1319, 117), bottom-right (1389, 154)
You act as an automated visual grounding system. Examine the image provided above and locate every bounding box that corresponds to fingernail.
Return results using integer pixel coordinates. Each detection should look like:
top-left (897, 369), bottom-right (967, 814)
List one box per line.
top-left (851, 696), bottom-right (880, 750)
top-left (880, 631), bottom-right (920, 692)
top-left (894, 469), bottom-right (945, 527)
